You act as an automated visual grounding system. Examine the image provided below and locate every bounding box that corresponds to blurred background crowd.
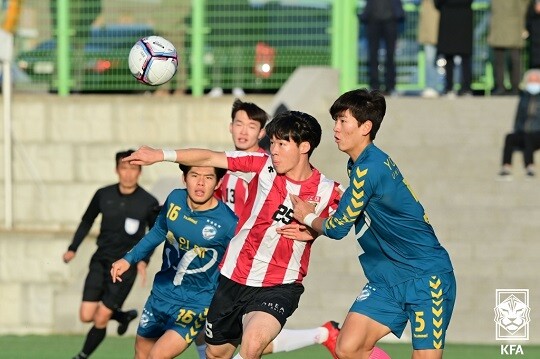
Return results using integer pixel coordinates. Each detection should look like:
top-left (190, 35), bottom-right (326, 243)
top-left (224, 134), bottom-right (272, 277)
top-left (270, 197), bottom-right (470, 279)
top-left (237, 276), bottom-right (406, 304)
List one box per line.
top-left (1, 0), bottom-right (539, 97)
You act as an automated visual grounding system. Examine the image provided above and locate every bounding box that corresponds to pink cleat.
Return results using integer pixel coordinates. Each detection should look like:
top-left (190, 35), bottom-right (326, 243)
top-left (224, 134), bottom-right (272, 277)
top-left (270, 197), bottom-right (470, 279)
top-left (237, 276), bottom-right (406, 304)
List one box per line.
top-left (321, 321), bottom-right (340, 359)
top-left (370, 346), bottom-right (391, 359)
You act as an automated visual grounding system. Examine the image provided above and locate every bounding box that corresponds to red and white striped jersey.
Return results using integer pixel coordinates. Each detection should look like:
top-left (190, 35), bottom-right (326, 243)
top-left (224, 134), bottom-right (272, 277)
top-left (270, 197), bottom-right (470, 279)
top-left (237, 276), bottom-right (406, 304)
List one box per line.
top-left (219, 150), bottom-right (341, 287)
top-left (214, 148), bottom-right (266, 215)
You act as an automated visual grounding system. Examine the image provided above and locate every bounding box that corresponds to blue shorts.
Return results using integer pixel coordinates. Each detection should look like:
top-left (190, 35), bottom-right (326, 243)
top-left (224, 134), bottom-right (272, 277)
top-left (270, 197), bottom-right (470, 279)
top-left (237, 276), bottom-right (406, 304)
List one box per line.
top-left (350, 271), bottom-right (456, 349)
top-left (137, 294), bottom-right (209, 345)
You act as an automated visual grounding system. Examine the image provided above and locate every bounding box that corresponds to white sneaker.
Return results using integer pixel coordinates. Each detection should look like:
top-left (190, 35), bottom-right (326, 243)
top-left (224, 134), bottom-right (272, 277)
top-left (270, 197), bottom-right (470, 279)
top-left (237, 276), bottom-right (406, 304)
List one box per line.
top-left (443, 90), bottom-right (457, 99)
top-left (232, 87), bottom-right (245, 97)
top-left (421, 88), bottom-right (439, 98)
top-left (496, 168), bottom-right (513, 181)
top-left (208, 87), bottom-right (223, 97)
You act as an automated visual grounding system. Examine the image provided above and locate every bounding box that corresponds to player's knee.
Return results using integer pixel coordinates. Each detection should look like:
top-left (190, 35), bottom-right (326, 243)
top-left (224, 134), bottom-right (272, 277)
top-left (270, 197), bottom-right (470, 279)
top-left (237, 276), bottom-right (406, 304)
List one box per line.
top-left (93, 312), bottom-right (112, 327)
top-left (335, 344), bottom-right (349, 359)
top-left (205, 345), bottom-right (234, 359)
top-left (79, 312), bottom-right (94, 323)
top-left (79, 306), bottom-right (95, 322)
top-left (335, 338), bottom-right (368, 359)
top-left (205, 348), bottom-right (219, 359)
top-left (147, 352), bottom-right (165, 359)
top-left (240, 333), bottom-right (268, 358)
top-left (134, 339), bottom-right (148, 359)
top-left (79, 316), bottom-right (93, 323)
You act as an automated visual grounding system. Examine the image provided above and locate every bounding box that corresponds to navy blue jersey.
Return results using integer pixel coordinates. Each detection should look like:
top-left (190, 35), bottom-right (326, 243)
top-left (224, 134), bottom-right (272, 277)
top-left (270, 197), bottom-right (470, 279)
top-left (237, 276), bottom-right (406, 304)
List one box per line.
top-left (124, 189), bottom-right (238, 305)
top-left (323, 143), bottom-right (453, 286)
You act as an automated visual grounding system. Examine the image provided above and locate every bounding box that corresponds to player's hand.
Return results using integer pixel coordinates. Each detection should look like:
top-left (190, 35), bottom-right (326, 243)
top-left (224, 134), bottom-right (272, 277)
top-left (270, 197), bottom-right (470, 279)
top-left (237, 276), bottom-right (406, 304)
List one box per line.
top-left (136, 261), bottom-right (148, 287)
top-left (122, 145), bottom-right (164, 166)
top-left (110, 259), bottom-right (131, 283)
top-left (277, 223), bottom-right (316, 242)
top-left (63, 250), bottom-right (76, 263)
top-left (289, 194), bottom-right (316, 224)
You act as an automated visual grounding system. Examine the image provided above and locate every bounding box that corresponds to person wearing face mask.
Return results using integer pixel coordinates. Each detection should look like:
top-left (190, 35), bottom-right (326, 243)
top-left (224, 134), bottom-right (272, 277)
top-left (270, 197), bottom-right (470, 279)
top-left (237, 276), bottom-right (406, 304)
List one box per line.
top-left (498, 69), bottom-right (540, 179)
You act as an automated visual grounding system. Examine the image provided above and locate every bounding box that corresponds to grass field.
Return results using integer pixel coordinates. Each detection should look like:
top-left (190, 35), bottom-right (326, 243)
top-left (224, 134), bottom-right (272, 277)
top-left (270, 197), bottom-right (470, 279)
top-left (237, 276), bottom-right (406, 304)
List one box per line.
top-left (1, 335), bottom-right (539, 358)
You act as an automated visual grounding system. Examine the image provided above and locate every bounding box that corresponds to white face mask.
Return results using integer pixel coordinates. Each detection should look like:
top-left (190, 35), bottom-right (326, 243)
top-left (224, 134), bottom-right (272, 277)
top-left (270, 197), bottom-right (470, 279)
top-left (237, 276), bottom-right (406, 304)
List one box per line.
top-left (526, 83), bottom-right (540, 95)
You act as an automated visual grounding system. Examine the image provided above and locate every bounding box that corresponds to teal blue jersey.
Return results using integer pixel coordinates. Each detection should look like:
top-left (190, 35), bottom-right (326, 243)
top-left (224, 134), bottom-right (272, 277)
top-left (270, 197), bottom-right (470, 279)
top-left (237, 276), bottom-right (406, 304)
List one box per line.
top-left (124, 189), bottom-right (238, 305)
top-left (322, 143), bottom-right (453, 286)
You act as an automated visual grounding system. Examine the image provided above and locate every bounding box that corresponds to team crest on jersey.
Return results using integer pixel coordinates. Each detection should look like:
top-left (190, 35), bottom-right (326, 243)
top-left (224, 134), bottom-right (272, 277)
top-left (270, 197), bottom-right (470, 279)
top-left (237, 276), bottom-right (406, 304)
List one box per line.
top-left (356, 288), bottom-right (371, 302)
top-left (356, 284), bottom-right (375, 302)
top-left (202, 225), bottom-right (217, 240)
top-left (139, 308), bottom-right (152, 328)
top-left (124, 218), bottom-right (140, 235)
top-left (306, 196), bottom-right (321, 207)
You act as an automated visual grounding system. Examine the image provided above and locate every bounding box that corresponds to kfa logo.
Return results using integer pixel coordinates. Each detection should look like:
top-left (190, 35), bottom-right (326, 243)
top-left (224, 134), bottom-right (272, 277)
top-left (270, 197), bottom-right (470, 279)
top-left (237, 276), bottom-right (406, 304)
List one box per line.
top-left (500, 345), bottom-right (524, 355)
top-left (494, 289), bottom-right (530, 341)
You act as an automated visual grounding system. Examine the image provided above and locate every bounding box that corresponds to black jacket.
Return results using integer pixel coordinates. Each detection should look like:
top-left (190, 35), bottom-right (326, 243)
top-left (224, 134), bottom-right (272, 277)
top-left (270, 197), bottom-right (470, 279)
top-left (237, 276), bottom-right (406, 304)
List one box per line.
top-left (436, 0), bottom-right (473, 55)
top-left (360, 0), bottom-right (405, 22)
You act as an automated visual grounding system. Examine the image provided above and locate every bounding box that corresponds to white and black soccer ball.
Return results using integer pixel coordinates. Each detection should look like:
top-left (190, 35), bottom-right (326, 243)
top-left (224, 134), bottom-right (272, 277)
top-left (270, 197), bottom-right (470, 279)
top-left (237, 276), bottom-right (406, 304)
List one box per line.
top-left (128, 35), bottom-right (178, 86)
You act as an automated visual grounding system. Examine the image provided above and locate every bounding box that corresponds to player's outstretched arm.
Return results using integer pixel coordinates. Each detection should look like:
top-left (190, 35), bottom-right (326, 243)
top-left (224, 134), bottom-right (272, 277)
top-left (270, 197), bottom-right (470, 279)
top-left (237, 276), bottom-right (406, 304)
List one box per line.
top-left (123, 145), bottom-right (228, 169)
top-left (122, 145), bottom-right (162, 165)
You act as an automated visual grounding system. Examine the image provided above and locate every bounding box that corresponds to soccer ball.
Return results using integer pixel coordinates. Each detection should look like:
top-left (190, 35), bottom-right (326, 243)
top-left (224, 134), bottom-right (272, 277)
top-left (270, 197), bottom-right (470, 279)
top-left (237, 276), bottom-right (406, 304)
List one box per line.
top-left (128, 36), bottom-right (178, 86)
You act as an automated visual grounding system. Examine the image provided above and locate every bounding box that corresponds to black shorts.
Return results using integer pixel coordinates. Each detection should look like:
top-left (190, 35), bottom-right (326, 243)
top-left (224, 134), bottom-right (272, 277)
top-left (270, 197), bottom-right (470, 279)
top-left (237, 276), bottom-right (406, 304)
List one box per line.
top-left (205, 275), bottom-right (304, 346)
top-left (82, 258), bottom-right (137, 311)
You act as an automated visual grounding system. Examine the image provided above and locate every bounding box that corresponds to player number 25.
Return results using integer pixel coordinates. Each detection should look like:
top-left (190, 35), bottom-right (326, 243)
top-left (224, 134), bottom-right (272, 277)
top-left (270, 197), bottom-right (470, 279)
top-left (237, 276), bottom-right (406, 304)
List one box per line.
top-left (272, 204), bottom-right (294, 224)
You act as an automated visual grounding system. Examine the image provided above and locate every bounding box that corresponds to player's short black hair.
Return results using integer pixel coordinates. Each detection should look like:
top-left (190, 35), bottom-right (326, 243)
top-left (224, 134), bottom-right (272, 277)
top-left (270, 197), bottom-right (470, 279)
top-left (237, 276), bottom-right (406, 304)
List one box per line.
top-left (179, 164), bottom-right (227, 181)
top-left (265, 111), bottom-right (322, 157)
top-left (231, 98), bottom-right (268, 129)
top-left (330, 88), bottom-right (386, 140)
top-left (115, 149), bottom-right (138, 168)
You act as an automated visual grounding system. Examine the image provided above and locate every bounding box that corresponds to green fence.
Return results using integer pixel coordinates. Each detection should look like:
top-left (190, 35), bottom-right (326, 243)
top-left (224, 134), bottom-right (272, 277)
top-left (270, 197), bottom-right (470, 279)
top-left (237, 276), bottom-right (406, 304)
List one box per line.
top-left (9, 0), bottom-right (494, 96)
top-left (198, 0), bottom-right (333, 93)
top-left (13, 0), bottom-right (191, 94)
top-left (356, 1), bottom-right (492, 94)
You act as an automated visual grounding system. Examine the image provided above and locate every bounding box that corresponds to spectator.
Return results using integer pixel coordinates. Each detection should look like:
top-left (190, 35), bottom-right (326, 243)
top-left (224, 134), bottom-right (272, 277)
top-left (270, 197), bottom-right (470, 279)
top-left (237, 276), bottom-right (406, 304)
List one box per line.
top-left (526, 0), bottom-right (540, 69)
top-left (359, 0), bottom-right (405, 95)
top-left (488, 0), bottom-right (529, 96)
top-left (498, 69), bottom-right (540, 179)
top-left (418, 0), bottom-right (443, 98)
top-left (435, 0), bottom-right (474, 97)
